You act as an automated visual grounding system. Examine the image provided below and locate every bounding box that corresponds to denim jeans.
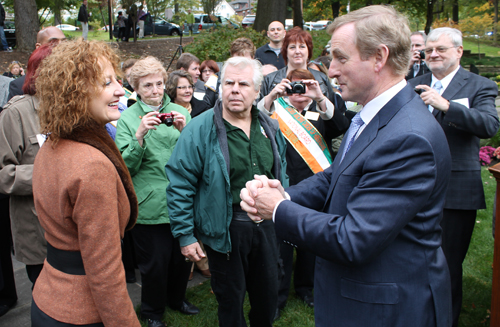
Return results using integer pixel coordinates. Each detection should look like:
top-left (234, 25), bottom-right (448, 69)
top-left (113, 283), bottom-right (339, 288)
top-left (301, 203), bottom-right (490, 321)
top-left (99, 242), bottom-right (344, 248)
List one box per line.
top-left (0, 25), bottom-right (8, 50)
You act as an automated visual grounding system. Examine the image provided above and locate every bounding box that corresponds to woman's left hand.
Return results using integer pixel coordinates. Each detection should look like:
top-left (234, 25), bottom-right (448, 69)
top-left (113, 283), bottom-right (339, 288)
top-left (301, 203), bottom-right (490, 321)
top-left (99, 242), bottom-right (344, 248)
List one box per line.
top-left (171, 111), bottom-right (186, 132)
top-left (301, 79), bottom-right (325, 103)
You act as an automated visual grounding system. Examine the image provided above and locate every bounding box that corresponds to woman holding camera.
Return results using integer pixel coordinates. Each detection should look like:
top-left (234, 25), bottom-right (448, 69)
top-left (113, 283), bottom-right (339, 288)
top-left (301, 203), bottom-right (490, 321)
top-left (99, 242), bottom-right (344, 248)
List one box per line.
top-left (260, 27), bottom-right (337, 105)
top-left (31, 39), bottom-right (140, 327)
top-left (115, 56), bottom-right (197, 327)
top-left (258, 68), bottom-right (349, 317)
top-left (165, 70), bottom-right (208, 119)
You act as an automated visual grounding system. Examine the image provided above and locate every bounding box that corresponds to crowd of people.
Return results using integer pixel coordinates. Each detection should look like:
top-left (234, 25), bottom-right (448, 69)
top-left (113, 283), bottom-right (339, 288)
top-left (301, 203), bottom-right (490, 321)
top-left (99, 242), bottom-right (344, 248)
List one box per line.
top-left (0, 4), bottom-right (498, 327)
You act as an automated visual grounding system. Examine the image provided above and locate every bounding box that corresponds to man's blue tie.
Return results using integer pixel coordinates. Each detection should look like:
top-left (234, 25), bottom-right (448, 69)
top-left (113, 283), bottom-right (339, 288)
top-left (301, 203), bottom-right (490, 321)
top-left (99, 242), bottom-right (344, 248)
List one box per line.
top-left (341, 112), bottom-right (364, 162)
top-left (428, 80), bottom-right (443, 112)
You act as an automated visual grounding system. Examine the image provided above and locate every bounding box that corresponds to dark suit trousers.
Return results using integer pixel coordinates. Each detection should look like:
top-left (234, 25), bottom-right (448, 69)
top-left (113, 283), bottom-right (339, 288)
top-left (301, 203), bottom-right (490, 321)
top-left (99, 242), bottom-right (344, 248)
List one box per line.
top-left (204, 219), bottom-right (279, 327)
top-left (277, 243), bottom-right (315, 309)
top-left (131, 223), bottom-right (191, 320)
top-left (440, 208), bottom-right (476, 327)
top-left (0, 196), bottom-right (17, 307)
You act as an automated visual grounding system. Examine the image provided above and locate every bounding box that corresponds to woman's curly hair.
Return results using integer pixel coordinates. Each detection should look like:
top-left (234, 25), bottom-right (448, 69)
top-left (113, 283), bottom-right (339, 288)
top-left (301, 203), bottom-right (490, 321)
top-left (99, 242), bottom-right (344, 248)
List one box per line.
top-left (36, 38), bottom-right (121, 144)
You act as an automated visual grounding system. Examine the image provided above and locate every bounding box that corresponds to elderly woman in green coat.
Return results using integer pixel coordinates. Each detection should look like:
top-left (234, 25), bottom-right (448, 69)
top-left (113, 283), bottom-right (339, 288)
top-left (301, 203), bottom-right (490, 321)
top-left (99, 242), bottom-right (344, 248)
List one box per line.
top-left (115, 56), bottom-right (198, 327)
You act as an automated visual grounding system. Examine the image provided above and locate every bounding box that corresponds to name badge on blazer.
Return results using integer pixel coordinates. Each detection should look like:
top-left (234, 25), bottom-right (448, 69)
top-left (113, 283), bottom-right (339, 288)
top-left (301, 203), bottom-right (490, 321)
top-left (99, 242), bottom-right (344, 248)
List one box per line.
top-left (36, 134), bottom-right (47, 147)
top-left (451, 98), bottom-right (469, 108)
top-left (305, 111), bottom-right (320, 121)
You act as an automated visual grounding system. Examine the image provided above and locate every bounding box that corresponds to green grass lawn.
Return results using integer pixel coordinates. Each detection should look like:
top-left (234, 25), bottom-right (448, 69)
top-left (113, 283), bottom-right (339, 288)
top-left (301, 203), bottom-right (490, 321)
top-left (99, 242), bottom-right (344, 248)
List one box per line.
top-left (136, 167), bottom-right (496, 326)
top-left (463, 38), bottom-right (500, 57)
top-left (460, 167), bottom-right (496, 327)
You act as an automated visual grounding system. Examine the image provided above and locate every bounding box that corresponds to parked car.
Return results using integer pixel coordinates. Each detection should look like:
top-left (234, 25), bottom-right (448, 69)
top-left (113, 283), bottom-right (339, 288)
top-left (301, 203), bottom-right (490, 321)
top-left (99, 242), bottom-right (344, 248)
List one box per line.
top-left (241, 14), bottom-right (255, 28)
top-left (285, 19), bottom-right (307, 31)
top-left (312, 20), bottom-right (331, 30)
top-left (182, 14), bottom-right (238, 34)
top-left (56, 24), bottom-right (79, 31)
top-left (113, 16), bottom-right (182, 39)
top-left (3, 21), bottom-right (16, 48)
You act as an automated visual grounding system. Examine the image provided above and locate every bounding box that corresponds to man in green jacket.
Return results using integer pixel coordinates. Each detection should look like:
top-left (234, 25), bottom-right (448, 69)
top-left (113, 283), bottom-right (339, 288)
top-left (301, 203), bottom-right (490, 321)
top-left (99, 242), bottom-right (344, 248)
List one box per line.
top-left (166, 57), bottom-right (288, 327)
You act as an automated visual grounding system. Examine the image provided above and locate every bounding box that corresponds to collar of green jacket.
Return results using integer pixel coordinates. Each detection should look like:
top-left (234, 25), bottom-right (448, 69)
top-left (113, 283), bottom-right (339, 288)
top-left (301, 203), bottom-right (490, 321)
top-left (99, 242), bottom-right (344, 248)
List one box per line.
top-left (136, 93), bottom-right (172, 113)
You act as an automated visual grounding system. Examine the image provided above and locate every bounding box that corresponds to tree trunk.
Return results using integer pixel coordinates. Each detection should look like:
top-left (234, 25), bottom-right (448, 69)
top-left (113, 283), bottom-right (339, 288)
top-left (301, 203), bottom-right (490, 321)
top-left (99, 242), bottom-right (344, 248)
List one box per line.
top-left (331, 0), bottom-right (340, 19)
top-left (494, 0), bottom-right (498, 46)
top-left (293, 0), bottom-right (302, 28)
top-left (174, 0), bottom-right (179, 14)
top-left (452, 0), bottom-right (459, 24)
top-left (99, 5), bottom-right (108, 31)
top-left (53, 0), bottom-right (63, 26)
top-left (108, 0), bottom-right (113, 40)
top-left (14, 0), bottom-right (39, 52)
top-left (424, 0), bottom-right (435, 34)
top-left (253, 0), bottom-right (287, 34)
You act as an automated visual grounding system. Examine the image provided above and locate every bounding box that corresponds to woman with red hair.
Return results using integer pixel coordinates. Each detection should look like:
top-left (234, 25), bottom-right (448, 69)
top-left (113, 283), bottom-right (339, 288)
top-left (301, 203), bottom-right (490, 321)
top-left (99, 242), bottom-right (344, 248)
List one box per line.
top-left (259, 27), bottom-right (338, 106)
top-left (0, 43), bottom-right (53, 287)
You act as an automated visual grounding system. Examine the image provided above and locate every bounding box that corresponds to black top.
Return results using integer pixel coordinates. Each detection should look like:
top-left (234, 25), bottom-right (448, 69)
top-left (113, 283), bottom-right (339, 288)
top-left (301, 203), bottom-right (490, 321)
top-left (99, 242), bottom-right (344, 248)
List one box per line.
top-left (255, 44), bottom-right (286, 70)
top-left (405, 61), bottom-right (431, 81)
top-left (7, 75), bottom-right (24, 101)
top-left (78, 4), bottom-right (88, 23)
top-left (190, 96), bottom-right (209, 118)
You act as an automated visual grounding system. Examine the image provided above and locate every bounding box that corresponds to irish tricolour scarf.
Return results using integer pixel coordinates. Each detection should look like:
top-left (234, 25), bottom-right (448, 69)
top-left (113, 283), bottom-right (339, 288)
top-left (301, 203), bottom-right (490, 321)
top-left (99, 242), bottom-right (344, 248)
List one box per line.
top-left (271, 97), bottom-right (332, 174)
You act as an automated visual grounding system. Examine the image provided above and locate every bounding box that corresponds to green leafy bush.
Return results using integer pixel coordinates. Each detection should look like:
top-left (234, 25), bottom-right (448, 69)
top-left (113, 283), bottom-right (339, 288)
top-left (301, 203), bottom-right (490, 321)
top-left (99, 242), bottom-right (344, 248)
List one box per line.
top-left (183, 28), bottom-right (269, 62)
top-left (310, 30), bottom-right (331, 59)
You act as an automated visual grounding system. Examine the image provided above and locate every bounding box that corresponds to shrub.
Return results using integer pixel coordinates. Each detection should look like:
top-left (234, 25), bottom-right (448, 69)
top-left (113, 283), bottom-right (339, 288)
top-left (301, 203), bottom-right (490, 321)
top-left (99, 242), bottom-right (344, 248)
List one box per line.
top-left (184, 27), bottom-right (268, 62)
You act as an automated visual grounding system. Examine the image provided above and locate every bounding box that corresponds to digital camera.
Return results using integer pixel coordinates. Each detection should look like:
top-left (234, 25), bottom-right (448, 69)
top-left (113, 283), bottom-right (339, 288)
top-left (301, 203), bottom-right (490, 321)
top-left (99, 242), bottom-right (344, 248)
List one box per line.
top-left (158, 113), bottom-right (174, 127)
top-left (286, 81), bottom-right (306, 94)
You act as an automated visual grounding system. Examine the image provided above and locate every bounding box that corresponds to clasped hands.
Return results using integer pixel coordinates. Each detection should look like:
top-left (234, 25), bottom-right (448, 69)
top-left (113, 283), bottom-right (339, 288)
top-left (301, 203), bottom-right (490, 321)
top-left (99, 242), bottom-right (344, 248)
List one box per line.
top-left (239, 175), bottom-right (288, 222)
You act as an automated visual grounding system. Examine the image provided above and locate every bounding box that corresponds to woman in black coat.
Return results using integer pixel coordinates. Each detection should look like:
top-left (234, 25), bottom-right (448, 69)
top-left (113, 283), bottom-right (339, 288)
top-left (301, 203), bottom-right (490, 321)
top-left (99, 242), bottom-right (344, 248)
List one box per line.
top-left (165, 70), bottom-right (208, 118)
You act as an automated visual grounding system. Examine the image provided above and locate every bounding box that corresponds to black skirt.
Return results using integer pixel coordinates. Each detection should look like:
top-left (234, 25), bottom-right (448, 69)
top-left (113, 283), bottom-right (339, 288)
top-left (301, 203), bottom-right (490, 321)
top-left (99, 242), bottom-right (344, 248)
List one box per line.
top-left (31, 300), bottom-right (104, 327)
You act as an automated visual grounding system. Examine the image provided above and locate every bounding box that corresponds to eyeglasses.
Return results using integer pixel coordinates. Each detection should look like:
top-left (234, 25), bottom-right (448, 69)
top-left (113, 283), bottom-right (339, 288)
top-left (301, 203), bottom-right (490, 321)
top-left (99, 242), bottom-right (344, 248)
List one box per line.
top-left (11, 61), bottom-right (19, 64)
top-left (202, 69), bottom-right (214, 74)
top-left (424, 46), bottom-right (459, 55)
top-left (177, 85), bottom-right (193, 90)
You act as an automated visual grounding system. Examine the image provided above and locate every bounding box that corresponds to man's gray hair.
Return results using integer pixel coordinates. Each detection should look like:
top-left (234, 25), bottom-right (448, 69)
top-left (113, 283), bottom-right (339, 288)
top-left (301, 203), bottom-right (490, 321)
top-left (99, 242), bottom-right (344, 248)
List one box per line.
top-left (427, 27), bottom-right (462, 47)
top-left (221, 57), bottom-right (263, 91)
top-left (411, 31), bottom-right (426, 42)
top-left (327, 5), bottom-right (411, 76)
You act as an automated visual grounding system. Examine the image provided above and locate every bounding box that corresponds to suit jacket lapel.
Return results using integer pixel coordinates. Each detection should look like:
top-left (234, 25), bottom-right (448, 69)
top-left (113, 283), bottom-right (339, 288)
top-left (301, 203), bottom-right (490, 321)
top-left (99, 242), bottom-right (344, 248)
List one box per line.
top-left (441, 67), bottom-right (468, 100)
top-left (323, 85), bottom-right (417, 209)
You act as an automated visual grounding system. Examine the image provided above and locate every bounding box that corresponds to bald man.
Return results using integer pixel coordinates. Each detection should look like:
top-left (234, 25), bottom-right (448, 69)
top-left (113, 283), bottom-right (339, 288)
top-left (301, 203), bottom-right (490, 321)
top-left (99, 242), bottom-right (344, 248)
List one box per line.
top-left (7, 27), bottom-right (66, 100)
top-left (255, 21), bottom-right (286, 70)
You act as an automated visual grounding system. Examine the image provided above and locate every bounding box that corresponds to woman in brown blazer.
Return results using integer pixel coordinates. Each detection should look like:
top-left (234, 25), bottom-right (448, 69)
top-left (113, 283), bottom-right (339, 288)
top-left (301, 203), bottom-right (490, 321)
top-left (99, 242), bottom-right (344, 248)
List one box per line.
top-left (31, 39), bottom-right (141, 327)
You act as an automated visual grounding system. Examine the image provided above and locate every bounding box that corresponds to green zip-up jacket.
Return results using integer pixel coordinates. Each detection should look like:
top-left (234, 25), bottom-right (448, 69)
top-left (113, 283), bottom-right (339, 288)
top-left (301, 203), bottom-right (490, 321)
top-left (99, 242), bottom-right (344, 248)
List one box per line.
top-left (115, 94), bottom-right (191, 225)
top-left (166, 101), bottom-right (288, 254)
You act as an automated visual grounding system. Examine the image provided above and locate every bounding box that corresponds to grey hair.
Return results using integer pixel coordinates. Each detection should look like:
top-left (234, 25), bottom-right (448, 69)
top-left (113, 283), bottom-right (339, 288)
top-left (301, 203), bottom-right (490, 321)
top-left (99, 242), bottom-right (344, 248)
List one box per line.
top-left (427, 27), bottom-right (462, 47)
top-left (411, 31), bottom-right (426, 42)
top-left (220, 57), bottom-right (263, 91)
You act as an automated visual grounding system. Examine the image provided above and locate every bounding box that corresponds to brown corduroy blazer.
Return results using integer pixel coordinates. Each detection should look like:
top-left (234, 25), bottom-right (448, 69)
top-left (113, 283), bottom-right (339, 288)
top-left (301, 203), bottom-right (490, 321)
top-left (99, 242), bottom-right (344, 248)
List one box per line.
top-left (32, 138), bottom-right (140, 327)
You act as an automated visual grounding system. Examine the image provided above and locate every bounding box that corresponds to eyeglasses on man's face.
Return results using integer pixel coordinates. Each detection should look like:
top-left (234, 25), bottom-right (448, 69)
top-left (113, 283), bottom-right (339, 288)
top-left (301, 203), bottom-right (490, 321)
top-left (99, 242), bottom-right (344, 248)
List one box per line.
top-left (424, 46), bottom-right (459, 55)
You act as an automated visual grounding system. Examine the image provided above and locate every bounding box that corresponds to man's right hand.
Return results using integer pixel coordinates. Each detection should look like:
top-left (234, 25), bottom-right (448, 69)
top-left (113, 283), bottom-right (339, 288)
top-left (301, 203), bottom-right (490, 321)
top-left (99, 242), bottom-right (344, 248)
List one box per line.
top-left (181, 242), bottom-right (206, 262)
top-left (409, 50), bottom-right (421, 66)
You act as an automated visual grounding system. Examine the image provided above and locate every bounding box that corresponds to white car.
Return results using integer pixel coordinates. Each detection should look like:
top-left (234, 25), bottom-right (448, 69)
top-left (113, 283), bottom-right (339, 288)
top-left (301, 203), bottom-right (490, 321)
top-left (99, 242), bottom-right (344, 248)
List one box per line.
top-left (56, 24), bottom-right (80, 31)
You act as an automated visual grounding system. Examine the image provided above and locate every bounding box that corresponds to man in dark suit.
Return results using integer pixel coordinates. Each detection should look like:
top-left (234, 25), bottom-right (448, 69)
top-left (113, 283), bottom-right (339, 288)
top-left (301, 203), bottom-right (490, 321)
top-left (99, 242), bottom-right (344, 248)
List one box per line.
top-left (240, 5), bottom-right (453, 327)
top-left (405, 31), bottom-right (430, 80)
top-left (410, 27), bottom-right (500, 327)
top-left (7, 26), bottom-right (66, 101)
